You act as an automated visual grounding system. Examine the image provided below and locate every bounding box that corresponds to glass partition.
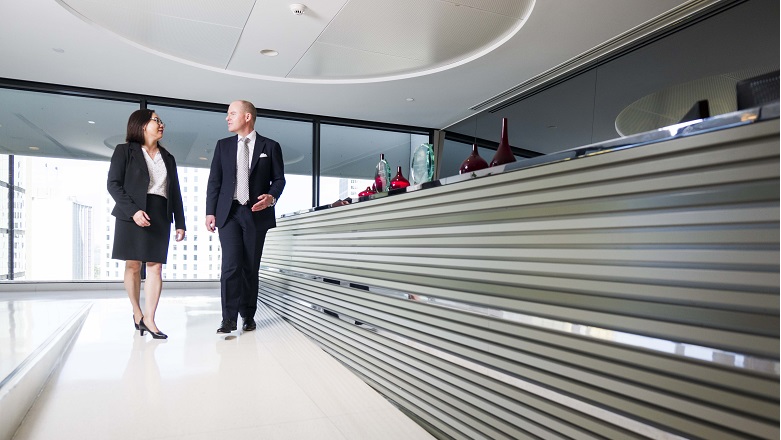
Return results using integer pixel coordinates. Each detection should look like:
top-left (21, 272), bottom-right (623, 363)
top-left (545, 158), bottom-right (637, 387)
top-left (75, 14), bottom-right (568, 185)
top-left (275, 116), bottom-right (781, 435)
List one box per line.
top-left (21, 156), bottom-right (108, 280)
top-left (592, 0), bottom-right (779, 140)
top-left (0, 87), bottom-right (426, 281)
top-left (130, 104), bottom-right (223, 280)
top-left (440, 139), bottom-right (496, 178)
top-left (0, 88), bottom-right (139, 162)
top-left (0, 155), bottom-right (8, 279)
top-left (0, 89), bottom-right (138, 280)
top-left (320, 124), bottom-right (420, 202)
top-left (443, 0), bottom-right (779, 168)
top-left (146, 104), bottom-right (227, 169)
top-left (146, 106), bottom-right (314, 214)
top-left (122, 105), bottom-right (314, 279)
top-left (256, 116), bottom-right (313, 215)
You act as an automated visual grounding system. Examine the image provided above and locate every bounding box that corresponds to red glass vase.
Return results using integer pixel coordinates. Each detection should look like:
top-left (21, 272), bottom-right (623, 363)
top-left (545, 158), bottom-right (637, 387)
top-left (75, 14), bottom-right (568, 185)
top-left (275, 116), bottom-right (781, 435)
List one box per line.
top-left (459, 144), bottom-right (489, 174)
top-left (490, 117), bottom-right (516, 167)
top-left (358, 186), bottom-right (374, 197)
top-left (390, 166), bottom-right (410, 189)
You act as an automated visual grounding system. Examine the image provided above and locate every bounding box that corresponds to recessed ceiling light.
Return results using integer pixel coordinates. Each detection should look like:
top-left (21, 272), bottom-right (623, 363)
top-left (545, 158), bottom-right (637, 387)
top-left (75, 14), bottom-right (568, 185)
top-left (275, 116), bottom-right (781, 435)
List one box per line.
top-left (88, 120), bottom-right (96, 124)
top-left (260, 49), bottom-right (278, 57)
top-left (406, 98), bottom-right (414, 102)
top-left (199, 156), bottom-right (208, 161)
top-left (29, 146), bottom-right (39, 151)
top-left (52, 48), bottom-right (65, 53)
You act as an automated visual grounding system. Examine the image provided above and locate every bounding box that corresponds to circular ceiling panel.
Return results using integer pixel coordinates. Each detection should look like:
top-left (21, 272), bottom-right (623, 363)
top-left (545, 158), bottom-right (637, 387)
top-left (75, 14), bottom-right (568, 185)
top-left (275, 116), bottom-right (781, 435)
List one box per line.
top-left (57, 0), bottom-right (535, 83)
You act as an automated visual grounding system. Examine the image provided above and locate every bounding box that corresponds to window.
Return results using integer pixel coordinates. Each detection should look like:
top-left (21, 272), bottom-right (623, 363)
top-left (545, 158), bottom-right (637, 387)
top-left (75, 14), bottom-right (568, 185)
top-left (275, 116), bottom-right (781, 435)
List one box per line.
top-left (441, 139), bottom-right (495, 177)
top-left (0, 62), bottom-right (668, 282)
top-left (255, 116), bottom-right (313, 213)
top-left (320, 124), bottom-right (426, 202)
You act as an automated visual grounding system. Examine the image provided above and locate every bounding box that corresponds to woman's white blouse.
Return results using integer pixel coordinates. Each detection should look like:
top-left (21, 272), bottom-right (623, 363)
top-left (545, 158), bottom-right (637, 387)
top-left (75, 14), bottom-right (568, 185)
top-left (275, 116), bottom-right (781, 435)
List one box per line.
top-left (142, 148), bottom-right (168, 198)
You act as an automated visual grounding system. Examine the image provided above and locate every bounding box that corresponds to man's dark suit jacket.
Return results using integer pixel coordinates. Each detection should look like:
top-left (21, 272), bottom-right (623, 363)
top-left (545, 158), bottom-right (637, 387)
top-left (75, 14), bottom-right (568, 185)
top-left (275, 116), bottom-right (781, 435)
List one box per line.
top-left (107, 142), bottom-right (186, 230)
top-left (205, 132), bottom-right (285, 230)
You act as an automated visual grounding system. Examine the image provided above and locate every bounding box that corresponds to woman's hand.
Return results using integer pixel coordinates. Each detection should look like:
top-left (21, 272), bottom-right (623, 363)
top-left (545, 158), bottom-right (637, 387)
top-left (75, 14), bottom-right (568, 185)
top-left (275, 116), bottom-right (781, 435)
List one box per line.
top-left (175, 229), bottom-right (185, 242)
top-left (133, 210), bottom-right (150, 227)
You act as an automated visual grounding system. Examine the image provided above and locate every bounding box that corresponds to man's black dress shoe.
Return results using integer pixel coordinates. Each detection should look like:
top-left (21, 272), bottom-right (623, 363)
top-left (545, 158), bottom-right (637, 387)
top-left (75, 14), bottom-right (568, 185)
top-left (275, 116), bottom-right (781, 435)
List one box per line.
top-left (242, 317), bottom-right (257, 331)
top-left (217, 320), bottom-right (237, 334)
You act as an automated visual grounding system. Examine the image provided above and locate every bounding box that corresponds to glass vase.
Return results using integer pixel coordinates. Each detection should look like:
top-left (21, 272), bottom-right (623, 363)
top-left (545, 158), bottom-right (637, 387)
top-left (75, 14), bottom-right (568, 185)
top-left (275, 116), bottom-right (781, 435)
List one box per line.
top-left (390, 166), bottom-right (410, 190)
top-left (489, 117), bottom-right (516, 167)
top-left (358, 186), bottom-right (374, 197)
top-left (374, 154), bottom-right (391, 192)
top-left (410, 143), bottom-right (435, 185)
top-left (459, 144), bottom-right (489, 174)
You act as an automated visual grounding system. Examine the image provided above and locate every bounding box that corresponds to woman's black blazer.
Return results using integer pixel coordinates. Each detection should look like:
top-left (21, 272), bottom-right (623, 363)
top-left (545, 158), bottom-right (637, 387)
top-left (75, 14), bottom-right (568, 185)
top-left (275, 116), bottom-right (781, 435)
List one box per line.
top-left (107, 142), bottom-right (186, 231)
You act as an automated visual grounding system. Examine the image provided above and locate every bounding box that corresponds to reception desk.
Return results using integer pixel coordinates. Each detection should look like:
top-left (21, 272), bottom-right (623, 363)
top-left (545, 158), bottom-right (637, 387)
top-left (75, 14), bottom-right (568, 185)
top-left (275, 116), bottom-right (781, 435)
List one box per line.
top-left (259, 105), bottom-right (779, 439)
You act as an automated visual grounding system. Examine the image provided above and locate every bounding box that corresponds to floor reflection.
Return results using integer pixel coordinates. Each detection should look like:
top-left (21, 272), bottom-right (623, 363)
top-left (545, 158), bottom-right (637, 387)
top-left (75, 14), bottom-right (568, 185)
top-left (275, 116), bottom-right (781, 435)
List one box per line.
top-left (7, 289), bottom-right (434, 440)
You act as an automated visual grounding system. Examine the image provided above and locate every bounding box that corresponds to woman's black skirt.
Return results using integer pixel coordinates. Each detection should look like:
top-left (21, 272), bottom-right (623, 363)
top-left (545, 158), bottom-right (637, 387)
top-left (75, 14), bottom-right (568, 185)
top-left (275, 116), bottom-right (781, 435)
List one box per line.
top-left (112, 194), bottom-right (170, 263)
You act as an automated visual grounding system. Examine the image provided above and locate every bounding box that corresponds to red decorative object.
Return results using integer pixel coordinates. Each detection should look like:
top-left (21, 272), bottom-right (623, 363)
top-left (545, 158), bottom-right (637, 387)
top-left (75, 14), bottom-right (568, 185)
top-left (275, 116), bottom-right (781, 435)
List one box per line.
top-left (371, 183), bottom-right (377, 193)
top-left (390, 166), bottom-right (410, 189)
top-left (459, 143), bottom-right (489, 174)
top-left (358, 186), bottom-right (374, 197)
top-left (490, 117), bottom-right (516, 167)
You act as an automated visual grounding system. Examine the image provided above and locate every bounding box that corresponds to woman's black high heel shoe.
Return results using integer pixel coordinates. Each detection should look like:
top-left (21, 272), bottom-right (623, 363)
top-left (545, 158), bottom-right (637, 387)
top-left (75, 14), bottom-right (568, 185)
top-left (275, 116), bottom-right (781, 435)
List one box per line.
top-left (139, 318), bottom-right (168, 339)
top-left (133, 315), bottom-right (143, 330)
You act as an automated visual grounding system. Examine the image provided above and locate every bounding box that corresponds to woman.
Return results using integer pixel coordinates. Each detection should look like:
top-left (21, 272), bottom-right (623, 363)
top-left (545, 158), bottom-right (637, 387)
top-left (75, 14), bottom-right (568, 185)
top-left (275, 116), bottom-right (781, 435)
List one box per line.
top-left (108, 109), bottom-right (186, 339)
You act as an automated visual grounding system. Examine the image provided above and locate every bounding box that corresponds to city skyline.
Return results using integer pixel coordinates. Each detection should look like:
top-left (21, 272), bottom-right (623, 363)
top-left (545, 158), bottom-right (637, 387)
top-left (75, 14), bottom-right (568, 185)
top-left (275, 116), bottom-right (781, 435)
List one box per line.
top-left (17, 155), bottom-right (369, 281)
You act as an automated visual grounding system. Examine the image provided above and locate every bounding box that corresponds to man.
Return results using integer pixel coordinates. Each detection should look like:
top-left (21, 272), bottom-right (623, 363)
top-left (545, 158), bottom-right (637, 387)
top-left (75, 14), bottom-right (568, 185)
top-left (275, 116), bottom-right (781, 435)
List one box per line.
top-left (205, 100), bottom-right (285, 333)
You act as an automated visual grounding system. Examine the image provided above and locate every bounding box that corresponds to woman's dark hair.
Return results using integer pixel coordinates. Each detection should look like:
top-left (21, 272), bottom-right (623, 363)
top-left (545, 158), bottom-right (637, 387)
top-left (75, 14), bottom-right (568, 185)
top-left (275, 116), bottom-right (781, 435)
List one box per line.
top-left (125, 109), bottom-right (155, 144)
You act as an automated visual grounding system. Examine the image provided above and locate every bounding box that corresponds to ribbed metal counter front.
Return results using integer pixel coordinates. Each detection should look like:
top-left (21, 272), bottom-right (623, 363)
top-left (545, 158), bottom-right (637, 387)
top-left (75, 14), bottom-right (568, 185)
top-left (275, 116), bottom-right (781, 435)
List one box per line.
top-left (259, 118), bottom-right (779, 439)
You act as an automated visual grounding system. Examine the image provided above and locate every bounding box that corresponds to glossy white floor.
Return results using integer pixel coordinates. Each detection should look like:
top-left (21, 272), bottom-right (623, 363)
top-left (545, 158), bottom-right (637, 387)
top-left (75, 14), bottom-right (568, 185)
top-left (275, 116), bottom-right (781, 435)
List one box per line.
top-left (3, 287), bottom-right (435, 440)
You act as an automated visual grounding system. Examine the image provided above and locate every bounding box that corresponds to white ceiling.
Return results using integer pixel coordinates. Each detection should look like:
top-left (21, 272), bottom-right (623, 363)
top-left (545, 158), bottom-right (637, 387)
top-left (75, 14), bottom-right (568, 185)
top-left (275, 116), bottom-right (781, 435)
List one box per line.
top-left (0, 0), bottom-right (689, 130)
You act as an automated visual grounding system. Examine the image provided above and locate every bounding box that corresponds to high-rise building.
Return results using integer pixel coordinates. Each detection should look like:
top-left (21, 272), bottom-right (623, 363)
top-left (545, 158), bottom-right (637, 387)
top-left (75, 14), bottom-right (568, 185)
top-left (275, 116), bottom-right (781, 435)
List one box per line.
top-left (103, 166), bottom-right (221, 280)
top-left (28, 198), bottom-right (91, 280)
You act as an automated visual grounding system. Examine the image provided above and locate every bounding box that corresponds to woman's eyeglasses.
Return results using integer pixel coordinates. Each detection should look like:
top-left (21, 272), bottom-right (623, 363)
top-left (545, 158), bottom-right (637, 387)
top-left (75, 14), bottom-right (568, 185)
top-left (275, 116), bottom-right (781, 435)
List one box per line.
top-left (150, 117), bottom-right (165, 126)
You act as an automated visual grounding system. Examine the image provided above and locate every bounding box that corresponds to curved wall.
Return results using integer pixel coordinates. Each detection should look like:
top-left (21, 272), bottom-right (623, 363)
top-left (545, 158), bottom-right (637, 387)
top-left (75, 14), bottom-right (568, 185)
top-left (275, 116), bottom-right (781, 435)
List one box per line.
top-left (259, 117), bottom-right (779, 439)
